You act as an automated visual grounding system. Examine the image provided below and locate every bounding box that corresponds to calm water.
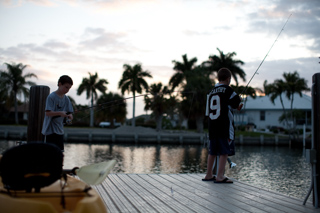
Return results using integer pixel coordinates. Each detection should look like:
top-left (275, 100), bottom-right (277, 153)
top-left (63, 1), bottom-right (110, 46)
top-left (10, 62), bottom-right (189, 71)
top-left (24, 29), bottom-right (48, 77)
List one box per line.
top-left (0, 140), bottom-right (312, 201)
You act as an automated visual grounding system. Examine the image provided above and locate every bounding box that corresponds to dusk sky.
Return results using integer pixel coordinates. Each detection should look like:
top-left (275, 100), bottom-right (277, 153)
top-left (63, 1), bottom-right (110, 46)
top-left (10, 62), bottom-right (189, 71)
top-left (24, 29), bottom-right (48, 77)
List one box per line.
top-left (0, 0), bottom-right (319, 119)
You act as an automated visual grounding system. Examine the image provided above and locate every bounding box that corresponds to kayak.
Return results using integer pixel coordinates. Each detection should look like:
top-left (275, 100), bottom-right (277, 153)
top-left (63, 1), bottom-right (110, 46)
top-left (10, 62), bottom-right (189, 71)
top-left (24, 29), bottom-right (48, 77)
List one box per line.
top-left (0, 143), bottom-right (110, 213)
top-left (0, 174), bottom-right (107, 213)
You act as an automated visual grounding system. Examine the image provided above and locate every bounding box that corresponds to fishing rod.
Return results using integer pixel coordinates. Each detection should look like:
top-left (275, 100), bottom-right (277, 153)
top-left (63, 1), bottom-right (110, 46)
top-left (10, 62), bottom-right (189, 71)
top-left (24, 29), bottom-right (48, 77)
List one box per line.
top-left (240, 14), bottom-right (292, 96)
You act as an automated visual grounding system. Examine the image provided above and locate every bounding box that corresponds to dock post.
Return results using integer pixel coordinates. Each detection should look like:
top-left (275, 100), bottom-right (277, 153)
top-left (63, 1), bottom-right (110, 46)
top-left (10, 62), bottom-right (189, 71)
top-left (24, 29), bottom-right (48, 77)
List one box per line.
top-left (4, 130), bottom-right (8, 139)
top-left (27, 85), bottom-right (50, 142)
top-left (89, 131), bottom-right (92, 142)
top-left (260, 135), bottom-right (264, 145)
top-left (312, 73), bottom-right (320, 207)
top-left (134, 133), bottom-right (138, 143)
top-left (112, 132), bottom-right (115, 142)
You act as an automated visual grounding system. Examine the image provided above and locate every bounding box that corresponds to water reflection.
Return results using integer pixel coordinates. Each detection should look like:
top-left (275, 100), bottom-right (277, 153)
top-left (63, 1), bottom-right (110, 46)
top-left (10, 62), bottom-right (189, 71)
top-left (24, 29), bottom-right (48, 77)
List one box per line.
top-left (0, 140), bottom-right (312, 200)
top-left (225, 146), bottom-right (311, 199)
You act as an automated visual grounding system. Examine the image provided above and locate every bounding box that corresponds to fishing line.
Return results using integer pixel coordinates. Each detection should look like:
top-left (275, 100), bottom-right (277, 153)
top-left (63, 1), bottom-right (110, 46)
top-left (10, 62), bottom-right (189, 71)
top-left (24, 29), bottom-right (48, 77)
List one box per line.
top-left (72, 91), bottom-right (196, 122)
top-left (74, 91), bottom-right (195, 113)
top-left (240, 14), bottom-right (292, 96)
top-left (74, 93), bottom-right (147, 113)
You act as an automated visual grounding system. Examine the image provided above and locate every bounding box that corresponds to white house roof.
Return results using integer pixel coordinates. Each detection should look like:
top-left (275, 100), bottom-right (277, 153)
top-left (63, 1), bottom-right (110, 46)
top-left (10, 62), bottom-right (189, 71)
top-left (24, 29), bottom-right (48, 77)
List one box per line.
top-left (244, 93), bottom-right (311, 110)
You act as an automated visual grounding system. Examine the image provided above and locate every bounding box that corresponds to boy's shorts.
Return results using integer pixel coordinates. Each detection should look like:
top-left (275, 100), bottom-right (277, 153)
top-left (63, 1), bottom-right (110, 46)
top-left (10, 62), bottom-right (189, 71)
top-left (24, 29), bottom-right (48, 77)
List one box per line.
top-left (208, 138), bottom-right (235, 156)
top-left (45, 133), bottom-right (64, 152)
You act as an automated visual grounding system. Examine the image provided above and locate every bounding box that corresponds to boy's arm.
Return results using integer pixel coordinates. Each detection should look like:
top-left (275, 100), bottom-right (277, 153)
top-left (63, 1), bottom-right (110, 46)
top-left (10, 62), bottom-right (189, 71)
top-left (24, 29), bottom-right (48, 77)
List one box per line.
top-left (229, 93), bottom-right (242, 110)
top-left (46, 110), bottom-right (70, 118)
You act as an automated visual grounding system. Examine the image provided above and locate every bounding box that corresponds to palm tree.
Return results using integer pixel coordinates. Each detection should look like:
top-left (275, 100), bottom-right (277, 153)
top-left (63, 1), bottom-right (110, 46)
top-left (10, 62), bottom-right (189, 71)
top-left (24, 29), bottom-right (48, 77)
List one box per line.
top-left (118, 64), bottom-right (152, 127)
top-left (266, 71), bottom-right (310, 132)
top-left (96, 92), bottom-right (127, 127)
top-left (77, 72), bottom-right (108, 127)
top-left (169, 54), bottom-right (198, 91)
top-left (265, 79), bottom-right (289, 127)
top-left (282, 71), bottom-right (310, 126)
top-left (0, 62), bottom-right (37, 124)
top-left (205, 48), bottom-right (246, 85)
top-left (180, 66), bottom-right (214, 133)
top-left (144, 83), bottom-right (170, 131)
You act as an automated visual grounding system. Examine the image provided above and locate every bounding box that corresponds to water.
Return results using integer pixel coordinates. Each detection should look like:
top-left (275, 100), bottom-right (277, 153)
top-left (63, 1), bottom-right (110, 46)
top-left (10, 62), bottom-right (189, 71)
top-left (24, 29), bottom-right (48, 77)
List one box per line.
top-left (0, 140), bottom-right (312, 201)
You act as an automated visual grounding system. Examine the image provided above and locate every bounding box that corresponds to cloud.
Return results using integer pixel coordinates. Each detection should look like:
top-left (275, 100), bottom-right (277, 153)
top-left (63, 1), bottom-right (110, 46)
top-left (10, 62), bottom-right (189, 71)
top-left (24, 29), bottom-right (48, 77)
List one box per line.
top-left (0, 26), bottom-right (138, 66)
top-left (182, 30), bottom-right (212, 36)
top-left (242, 56), bottom-right (317, 94)
top-left (43, 40), bottom-right (70, 49)
top-left (1, 0), bottom-right (159, 11)
top-left (1, 0), bottom-right (56, 7)
top-left (246, 0), bottom-right (320, 54)
top-left (80, 28), bottom-right (127, 50)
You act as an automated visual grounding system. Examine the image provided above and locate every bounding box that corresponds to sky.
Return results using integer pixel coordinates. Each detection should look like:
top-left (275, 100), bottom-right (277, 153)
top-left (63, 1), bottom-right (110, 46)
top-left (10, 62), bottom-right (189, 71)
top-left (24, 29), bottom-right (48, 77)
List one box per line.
top-left (0, 0), bottom-right (319, 119)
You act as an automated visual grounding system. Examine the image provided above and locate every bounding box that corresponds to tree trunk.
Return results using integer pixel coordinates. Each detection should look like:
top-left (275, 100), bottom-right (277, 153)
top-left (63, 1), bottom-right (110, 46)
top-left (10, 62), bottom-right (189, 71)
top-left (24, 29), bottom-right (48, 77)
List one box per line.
top-left (196, 115), bottom-right (204, 133)
top-left (279, 95), bottom-right (289, 127)
top-left (14, 92), bottom-right (19, 124)
top-left (132, 91), bottom-right (136, 127)
top-left (156, 114), bottom-right (163, 132)
top-left (90, 93), bottom-right (94, 127)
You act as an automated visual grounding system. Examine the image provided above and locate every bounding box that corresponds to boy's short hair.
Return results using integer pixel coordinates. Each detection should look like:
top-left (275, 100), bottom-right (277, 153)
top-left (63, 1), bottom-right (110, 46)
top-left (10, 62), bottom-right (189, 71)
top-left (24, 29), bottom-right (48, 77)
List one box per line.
top-left (217, 68), bottom-right (232, 81)
top-left (58, 75), bottom-right (73, 85)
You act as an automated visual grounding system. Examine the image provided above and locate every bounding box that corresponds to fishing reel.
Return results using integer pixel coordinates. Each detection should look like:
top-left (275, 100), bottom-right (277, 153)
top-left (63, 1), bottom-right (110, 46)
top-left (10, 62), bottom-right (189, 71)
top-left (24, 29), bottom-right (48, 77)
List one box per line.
top-left (63, 117), bottom-right (72, 125)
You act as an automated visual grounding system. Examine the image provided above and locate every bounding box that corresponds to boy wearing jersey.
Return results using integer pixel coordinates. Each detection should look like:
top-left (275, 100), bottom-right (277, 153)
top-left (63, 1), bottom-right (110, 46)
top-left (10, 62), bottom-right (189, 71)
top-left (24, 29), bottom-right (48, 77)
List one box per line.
top-left (203, 68), bottom-right (242, 183)
top-left (42, 75), bottom-right (74, 151)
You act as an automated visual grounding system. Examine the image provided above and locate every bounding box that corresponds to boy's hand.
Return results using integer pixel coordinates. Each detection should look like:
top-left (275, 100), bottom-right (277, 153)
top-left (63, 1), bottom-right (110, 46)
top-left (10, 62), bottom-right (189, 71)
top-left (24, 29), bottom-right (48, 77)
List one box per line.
top-left (60, 111), bottom-right (69, 117)
top-left (67, 114), bottom-right (73, 121)
top-left (237, 103), bottom-right (243, 111)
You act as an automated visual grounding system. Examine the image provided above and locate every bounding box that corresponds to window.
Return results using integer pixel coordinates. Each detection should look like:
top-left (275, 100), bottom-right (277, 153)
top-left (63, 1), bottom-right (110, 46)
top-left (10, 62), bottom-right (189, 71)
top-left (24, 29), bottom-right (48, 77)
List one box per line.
top-left (260, 111), bottom-right (265, 121)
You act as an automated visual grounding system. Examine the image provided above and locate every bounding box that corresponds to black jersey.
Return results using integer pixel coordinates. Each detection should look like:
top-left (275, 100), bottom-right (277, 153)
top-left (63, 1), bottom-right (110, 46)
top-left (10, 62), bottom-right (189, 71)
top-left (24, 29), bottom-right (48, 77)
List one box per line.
top-left (205, 84), bottom-right (241, 140)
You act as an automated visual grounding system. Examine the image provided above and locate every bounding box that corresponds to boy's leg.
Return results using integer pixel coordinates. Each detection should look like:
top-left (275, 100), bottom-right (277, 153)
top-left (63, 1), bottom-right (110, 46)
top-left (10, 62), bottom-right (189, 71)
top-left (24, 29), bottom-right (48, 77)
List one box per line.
top-left (46, 133), bottom-right (64, 151)
top-left (216, 154), bottom-right (228, 180)
top-left (214, 154), bottom-right (233, 183)
top-left (203, 154), bottom-right (216, 180)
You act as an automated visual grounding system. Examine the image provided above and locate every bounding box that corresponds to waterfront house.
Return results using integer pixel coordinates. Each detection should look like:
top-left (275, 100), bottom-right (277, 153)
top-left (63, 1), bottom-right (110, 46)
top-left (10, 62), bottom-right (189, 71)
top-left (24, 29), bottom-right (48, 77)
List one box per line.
top-left (8, 102), bottom-right (29, 122)
top-left (234, 93), bottom-right (311, 130)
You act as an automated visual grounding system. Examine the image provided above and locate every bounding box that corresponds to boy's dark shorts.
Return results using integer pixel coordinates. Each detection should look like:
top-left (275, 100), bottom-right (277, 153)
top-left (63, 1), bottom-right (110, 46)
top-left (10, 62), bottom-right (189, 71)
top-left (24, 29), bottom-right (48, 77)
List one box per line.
top-left (45, 133), bottom-right (64, 152)
top-left (208, 138), bottom-right (235, 156)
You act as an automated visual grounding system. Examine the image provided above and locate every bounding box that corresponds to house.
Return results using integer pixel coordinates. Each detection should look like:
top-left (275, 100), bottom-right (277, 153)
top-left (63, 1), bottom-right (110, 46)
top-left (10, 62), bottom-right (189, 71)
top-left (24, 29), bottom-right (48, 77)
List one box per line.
top-left (234, 93), bottom-right (311, 130)
top-left (9, 102), bottom-right (29, 121)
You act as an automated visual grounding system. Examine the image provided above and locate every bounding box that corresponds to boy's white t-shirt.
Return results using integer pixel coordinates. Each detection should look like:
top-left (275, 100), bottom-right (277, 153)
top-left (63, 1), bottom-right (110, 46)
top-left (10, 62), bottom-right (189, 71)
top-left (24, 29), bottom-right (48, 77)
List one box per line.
top-left (41, 92), bottom-right (73, 135)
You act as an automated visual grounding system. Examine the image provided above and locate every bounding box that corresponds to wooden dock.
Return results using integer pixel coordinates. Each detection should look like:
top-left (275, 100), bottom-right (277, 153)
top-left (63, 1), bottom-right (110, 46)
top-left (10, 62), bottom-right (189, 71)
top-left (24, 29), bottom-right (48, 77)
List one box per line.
top-left (93, 173), bottom-right (319, 213)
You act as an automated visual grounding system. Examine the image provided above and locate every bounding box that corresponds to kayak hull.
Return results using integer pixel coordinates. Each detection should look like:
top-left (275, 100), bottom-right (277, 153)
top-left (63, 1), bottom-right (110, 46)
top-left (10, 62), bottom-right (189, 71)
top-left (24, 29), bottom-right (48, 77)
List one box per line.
top-left (0, 175), bottom-right (107, 213)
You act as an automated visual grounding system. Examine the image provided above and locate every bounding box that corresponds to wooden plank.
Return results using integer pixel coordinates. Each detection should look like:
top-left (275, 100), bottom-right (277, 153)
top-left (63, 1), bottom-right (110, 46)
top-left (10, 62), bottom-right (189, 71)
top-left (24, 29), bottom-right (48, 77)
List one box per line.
top-left (138, 174), bottom-right (218, 212)
top-left (92, 174), bottom-right (320, 213)
top-left (158, 174), bottom-right (268, 213)
top-left (185, 174), bottom-right (300, 213)
top-left (129, 174), bottom-right (196, 212)
top-left (93, 184), bottom-right (121, 213)
top-left (101, 175), bottom-right (139, 213)
top-left (110, 174), bottom-right (160, 212)
top-left (190, 174), bottom-right (317, 213)
top-left (195, 173), bottom-right (316, 211)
